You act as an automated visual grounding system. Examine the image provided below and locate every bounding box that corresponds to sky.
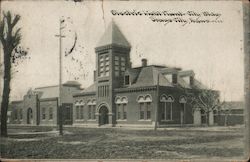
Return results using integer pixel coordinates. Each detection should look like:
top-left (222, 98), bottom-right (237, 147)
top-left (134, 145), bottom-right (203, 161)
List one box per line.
top-left (0, 0), bottom-right (244, 101)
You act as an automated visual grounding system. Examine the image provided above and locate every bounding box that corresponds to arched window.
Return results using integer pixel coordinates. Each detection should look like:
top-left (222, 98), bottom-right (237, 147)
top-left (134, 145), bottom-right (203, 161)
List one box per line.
top-left (137, 95), bottom-right (144, 103)
top-left (160, 95), bottom-right (174, 121)
top-left (87, 99), bottom-right (96, 120)
top-left (115, 96), bottom-right (128, 120)
top-left (80, 105), bottom-right (84, 119)
top-left (137, 94), bottom-right (152, 120)
top-left (76, 105), bottom-right (80, 120)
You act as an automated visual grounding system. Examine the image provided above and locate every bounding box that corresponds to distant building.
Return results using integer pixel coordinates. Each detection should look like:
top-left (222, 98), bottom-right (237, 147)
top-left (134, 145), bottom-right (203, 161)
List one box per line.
top-left (10, 21), bottom-right (223, 127)
top-left (216, 101), bottom-right (244, 126)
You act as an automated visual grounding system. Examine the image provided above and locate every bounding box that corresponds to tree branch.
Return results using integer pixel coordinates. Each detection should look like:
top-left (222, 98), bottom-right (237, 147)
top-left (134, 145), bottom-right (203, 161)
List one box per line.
top-left (0, 19), bottom-right (6, 46)
top-left (11, 14), bottom-right (20, 28)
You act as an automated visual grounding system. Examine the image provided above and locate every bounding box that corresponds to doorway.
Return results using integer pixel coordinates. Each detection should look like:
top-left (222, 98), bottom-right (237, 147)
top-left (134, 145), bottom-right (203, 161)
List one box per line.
top-left (27, 108), bottom-right (33, 124)
top-left (99, 106), bottom-right (109, 125)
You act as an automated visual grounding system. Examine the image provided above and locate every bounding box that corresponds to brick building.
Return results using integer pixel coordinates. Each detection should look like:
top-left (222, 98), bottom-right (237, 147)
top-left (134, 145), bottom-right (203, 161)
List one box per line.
top-left (71, 21), bottom-right (216, 127)
top-left (10, 21), bottom-right (221, 127)
top-left (11, 81), bottom-right (82, 126)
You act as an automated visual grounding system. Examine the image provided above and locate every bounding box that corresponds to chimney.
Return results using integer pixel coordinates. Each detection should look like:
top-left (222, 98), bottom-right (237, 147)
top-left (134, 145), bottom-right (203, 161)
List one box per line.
top-left (94, 70), bottom-right (96, 82)
top-left (141, 58), bottom-right (147, 67)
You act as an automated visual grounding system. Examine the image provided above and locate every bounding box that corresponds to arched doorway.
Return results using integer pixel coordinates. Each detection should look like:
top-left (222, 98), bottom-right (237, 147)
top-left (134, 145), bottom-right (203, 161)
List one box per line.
top-left (27, 108), bottom-right (33, 124)
top-left (99, 106), bottom-right (109, 125)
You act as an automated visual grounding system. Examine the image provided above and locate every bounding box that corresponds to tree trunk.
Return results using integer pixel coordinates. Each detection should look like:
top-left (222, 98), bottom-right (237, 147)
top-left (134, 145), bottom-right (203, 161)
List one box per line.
top-left (0, 48), bottom-right (11, 137)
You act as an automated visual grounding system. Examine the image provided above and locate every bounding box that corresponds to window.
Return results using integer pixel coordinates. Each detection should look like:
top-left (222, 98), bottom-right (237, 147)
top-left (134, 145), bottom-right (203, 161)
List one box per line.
top-left (124, 75), bottom-right (130, 85)
top-left (92, 105), bottom-right (96, 119)
top-left (160, 95), bottom-right (174, 121)
top-left (137, 95), bottom-right (152, 120)
top-left (117, 104), bottom-right (121, 120)
top-left (115, 96), bottom-right (128, 120)
top-left (123, 104), bottom-right (127, 120)
top-left (88, 105), bottom-right (92, 119)
top-left (98, 54), bottom-right (109, 77)
top-left (80, 106), bottom-right (84, 119)
top-left (19, 109), bottom-right (23, 120)
top-left (115, 66), bottom-right (119, 71)
top-left (87, 105), bottom-right (96, 120)
top-left (49, 107), bottom-right (53, 120)
top-left (98, 85), bottom-right (109, 98)
top-left (42, 107), bottom-right (46, 120)
top-left (139, 103), bottom-right (144, 120)
top-left (121, 57), bottom-right (125, 62)
top-left (76, 106), bottom-right (80, 119)
top-left (14, 109), bottom-right (18, 120)
top-left (121, 62), bottom-right (125, 66)
top-left (146, 102), bottom-right (151, 119)
top-left (116, 104), bottom-right (127, 120)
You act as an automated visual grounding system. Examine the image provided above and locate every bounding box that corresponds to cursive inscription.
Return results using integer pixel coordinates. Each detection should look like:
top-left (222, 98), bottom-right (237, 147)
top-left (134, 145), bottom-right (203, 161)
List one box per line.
top-left (111, 10), bottom-right (223, 26)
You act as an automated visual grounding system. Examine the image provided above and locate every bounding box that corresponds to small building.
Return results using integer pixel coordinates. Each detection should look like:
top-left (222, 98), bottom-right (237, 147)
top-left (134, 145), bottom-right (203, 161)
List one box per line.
top-left (10, 81), bottom-right (82, 126)
top-left (216, 101), bottom-right (244, 126)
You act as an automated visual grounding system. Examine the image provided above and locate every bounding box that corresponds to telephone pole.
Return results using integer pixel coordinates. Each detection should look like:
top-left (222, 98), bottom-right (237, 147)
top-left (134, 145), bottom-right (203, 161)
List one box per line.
top-left (55, 18), bottom-right (65, 136)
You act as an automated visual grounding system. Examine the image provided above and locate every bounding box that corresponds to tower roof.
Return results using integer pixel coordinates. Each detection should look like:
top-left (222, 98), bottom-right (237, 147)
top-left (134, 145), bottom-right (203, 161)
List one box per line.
top-left (96, 21), bottom-right (131, 48)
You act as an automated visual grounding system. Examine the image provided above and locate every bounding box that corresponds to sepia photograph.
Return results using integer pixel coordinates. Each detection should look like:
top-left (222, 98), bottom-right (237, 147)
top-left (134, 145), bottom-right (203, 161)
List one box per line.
top-left (0, 0), bottom-right (249, 161)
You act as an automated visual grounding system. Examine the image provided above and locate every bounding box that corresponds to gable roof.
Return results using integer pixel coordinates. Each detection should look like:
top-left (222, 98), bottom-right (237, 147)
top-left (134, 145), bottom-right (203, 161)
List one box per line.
top-left (34, 85), bottom-right (59, 99)
top-left (96, 21), bottom-right (131, 47)
top-left (34, 81), bottom-right (81, 99)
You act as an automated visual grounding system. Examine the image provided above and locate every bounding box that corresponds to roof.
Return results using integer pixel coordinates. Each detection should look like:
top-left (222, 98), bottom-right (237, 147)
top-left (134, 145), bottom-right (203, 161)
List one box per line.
top-left (96, 21), bottom-right (131, 47)
top-left (73, 83), bottom-right (96, 96)
top-left (34, 85), bottom-right (59, 99)
top-left (222, 101), bottom-right (244, 110)
top-left (34, 81), bottom-right (81, 99)
top-left (122, 65), bottom-right (207, 89)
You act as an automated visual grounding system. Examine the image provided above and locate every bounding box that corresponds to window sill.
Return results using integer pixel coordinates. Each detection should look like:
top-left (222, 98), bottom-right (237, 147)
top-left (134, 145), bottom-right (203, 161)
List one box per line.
top-left (117, 119), bottom-right (127, 121)
top-left (75, 119), bottom-right (85, 121)
top-left (161, 120), bottom-right (174, 122)
top-left (138, 119), bottom-right (152, 121)
top-left (87, 119), bottom-right (97, 121)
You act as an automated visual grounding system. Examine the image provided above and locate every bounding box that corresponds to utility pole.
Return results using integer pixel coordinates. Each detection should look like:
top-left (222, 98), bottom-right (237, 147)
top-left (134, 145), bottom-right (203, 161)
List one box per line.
top-left (55, 18), bottom-right (65, 136)
top-left (154, 72), bottom-right (160, 131)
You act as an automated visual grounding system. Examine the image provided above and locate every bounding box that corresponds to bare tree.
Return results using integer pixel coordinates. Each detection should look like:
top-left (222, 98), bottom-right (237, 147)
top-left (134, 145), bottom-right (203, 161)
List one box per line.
top-left (0, 11), bottom-right (27, 137)
top-left (188, 88), bottom-right (223, 126)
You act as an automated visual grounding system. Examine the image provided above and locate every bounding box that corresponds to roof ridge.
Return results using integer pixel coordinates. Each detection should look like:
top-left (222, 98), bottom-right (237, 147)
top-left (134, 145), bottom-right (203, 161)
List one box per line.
top-left (35, 85), bottom-right (58, 89)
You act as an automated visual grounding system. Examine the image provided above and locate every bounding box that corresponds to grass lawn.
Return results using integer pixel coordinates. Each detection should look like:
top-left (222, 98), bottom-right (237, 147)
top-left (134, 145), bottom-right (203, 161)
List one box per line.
top-left (0, 126), bottom-right (244, 160)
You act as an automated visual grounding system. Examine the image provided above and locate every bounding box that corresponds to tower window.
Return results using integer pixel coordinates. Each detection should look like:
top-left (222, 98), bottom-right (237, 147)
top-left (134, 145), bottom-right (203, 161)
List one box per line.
top-left (98, 54), bottom-right (109, 77)
top-left (124, 75), bottom-right (130, 85)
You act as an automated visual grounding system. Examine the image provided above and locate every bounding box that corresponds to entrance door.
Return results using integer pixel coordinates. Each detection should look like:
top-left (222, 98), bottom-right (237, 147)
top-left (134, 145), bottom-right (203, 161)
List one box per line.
top-left (99, 106), bottom-right (109, 125)
top-left (27, 108), bottom-right (33, 124)
top-left (62, 103), bottom-right (73, 125)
